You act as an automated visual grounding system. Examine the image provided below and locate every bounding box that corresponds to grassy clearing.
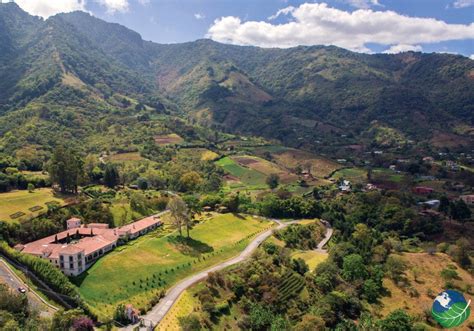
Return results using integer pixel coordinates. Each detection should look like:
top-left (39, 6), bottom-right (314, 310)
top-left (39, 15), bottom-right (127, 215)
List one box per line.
top-left (332, 167), bottom-right (367, 184)
top-left (76, 213), bottom-right (272, 319)
top-left (154, 133), bottom-right (184, 145)
top-left (0, 188), bottom-right (66, 222)
top-left (291, 251), bottom-right (327, 271)
top-left (107, 152), bottom-right (143, 162)
top-left (157, 290), bottom-right (199, 331)
top-left (376, 253), bottom-right (474, 324)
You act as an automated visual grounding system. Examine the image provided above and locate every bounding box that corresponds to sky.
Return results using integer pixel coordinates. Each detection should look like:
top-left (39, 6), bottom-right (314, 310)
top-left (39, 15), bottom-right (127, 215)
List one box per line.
top-left (4, 0), bottom-right (474, 57)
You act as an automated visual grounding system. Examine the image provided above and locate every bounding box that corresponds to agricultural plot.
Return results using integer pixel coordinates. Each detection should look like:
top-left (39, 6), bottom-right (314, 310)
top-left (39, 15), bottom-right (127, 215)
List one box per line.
top-left (176, 148), bottom-right (219, 161)
top-left (75, 213), bottom-right (272, 319)
top-left (332, 167), bottom-right (368, 184)
top-left (277, 270), bottom-right (305, 302)
top-left (154, 133), bottom-right (184, 145)
top-left (157, 290), bottom-right (199, 330)
top-left (215, 156), bottom-right (267, 189)
top-left (231, 155), bottom-right (298, 184)
top-left (107, 152), bottom-right (144, 162)
top-left (270, 148), bottom-right (341, 178)
top-left (371, 168), bottom-right (410, 190)
top-left (0, 189), bottom-right (66, 222)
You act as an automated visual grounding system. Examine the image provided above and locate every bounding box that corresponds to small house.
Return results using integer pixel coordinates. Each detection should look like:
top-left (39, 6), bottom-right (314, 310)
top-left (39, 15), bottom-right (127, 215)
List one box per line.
top-left (460, 195), bottom-right (474, 205)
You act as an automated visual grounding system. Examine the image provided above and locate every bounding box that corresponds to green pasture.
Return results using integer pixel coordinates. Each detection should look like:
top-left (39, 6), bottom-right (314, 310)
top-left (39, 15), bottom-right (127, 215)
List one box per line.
top-left (75, 213), bottom-right (272, 319)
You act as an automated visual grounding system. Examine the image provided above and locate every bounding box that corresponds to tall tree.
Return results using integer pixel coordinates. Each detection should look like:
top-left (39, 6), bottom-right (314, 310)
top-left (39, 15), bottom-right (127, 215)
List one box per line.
top-left (103, 163), bottom-right (120, 188)
top-left (49, 146), bottom-right (83, 194)
top-left (266, 173), bottom-right (280, 190)
top-left (167, 196), bottom-right (188, 237)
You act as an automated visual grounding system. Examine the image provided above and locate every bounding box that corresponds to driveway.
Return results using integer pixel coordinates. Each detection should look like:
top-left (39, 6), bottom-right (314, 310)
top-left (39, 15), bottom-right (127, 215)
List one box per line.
top-left (123, 217), bottom-right (333, 330)
top-left (0, 258), bottom-right (57, 317)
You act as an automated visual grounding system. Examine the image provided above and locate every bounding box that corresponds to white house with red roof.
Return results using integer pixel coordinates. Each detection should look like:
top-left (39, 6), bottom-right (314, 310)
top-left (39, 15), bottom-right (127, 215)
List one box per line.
top-left (16, 214), bottom-right (162, 276)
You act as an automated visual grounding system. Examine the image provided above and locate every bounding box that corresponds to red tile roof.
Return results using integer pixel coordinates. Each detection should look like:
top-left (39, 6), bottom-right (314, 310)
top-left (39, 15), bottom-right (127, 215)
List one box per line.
top-left (20, 215), bottom-right (162, 259)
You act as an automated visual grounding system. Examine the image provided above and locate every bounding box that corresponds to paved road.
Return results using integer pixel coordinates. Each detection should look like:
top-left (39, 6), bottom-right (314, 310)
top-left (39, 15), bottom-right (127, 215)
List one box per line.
top-left (124, 218), bottom-right (333, 330)
top-left (0, 259), bottom-right (57, 317)
top-left (315, 220), bottom-right (333, 253)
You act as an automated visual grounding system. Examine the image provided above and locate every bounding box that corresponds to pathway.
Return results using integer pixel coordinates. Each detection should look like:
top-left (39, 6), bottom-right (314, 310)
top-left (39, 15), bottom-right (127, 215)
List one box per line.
top-left (0, 258), bottom-right (58, 317)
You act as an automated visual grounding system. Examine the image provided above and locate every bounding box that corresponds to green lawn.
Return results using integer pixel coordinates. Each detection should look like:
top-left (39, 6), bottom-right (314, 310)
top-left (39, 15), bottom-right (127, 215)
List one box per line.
top-left (216, 156), bottom-right (267, 189)
top-left (75, 213), bottom-right (272, 319)
top-left (0, 188), bottom-right (66, 222)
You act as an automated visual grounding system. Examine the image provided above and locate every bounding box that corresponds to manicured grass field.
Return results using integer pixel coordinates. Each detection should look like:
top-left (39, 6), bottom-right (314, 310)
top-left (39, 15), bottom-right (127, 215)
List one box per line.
top-left (0, 188), bottom-right (66, 222)
top-left (75, 213), bottom-right (272, 319)
top-left (332, 167), bottom-right (368, 184)
top-left (216, 156), bottom-right (267, 189)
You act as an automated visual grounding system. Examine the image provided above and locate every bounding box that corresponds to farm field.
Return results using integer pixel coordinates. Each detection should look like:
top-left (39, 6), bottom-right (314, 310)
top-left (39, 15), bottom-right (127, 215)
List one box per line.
top-left (107, 152), bottom-right (144, 162)
top-left (176, 148), bottom-right (219, 161)
top-left (0, 188), bottom-right (67, 222)
top-left (215, 156), bottom-right (267, 190)
top-left (332, 167), bottom-right (368, 184)
top-left (270, 148), bottom-right (341, 178)
top-left (376, 253), bottom-right (474, 325)
top-left (231, 155), bottom-right (298, 184)
top-left (157, 290), bottom-right (199, 330)
top-left (75, 213), bottom-right (272, 319)
top-left (154, 133), bottom-right (184, 145)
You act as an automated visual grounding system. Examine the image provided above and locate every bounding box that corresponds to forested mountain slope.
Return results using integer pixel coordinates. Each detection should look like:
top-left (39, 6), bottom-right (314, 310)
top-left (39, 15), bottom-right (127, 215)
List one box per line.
top-left (0, 2), bottom-right (473, 156)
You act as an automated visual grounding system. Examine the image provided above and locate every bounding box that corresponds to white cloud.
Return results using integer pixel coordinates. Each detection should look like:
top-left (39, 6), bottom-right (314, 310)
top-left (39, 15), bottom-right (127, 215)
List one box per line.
top-left (207, 3), bottom-right (474, 53)
top-left (96, 0), bottom-right (129, 13)
top-left (14, 0), bottom-right (86, 18)
top-left (345, 0), bottom-right (382, 9)
top-left (268, 6), bottom-right (295, 20)
top-left (194, 13), bottom-right (205, 20)
top-left (383, 44), bottom-right (422, 54)
top-left (453, 0), bottom-right (474, 8)
top-left (470, 54), bottom-right (474, 60)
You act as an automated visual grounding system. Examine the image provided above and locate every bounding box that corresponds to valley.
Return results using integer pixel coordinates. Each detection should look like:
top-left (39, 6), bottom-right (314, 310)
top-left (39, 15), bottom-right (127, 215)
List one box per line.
top-left (0, 2), bottom-right (472, 331)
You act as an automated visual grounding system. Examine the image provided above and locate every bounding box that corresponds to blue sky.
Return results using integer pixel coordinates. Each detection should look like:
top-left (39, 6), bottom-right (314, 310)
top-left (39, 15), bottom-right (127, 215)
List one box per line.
top-left (9, 0), bottom-right (474, 56)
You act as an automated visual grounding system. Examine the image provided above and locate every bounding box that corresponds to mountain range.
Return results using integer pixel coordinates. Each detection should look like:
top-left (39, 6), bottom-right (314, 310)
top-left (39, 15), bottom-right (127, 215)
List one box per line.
top-left (1, 2), bottom-right (473, 155)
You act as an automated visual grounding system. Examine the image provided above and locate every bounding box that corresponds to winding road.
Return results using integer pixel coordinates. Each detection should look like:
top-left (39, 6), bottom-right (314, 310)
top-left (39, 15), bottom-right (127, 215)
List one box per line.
top-left (0, 258), bottom-right (58, 317)
top-left (123, 218), bottom-right (333, 330)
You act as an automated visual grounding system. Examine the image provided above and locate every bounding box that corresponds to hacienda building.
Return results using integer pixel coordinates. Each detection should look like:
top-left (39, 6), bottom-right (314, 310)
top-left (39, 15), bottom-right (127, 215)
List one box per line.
top-left (15, 215), bottom-right (162, 276)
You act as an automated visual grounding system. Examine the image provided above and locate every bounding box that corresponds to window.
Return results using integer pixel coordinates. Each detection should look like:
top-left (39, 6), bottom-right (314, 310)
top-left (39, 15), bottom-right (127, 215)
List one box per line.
top-left (60, 256), bottom-right (64, 261)
top-left (69, 263), bottom-right (73, 269)
top-left (60, 263), bottom-right (64, 268)
top-left (69, 256), bottom-right (73, 262)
